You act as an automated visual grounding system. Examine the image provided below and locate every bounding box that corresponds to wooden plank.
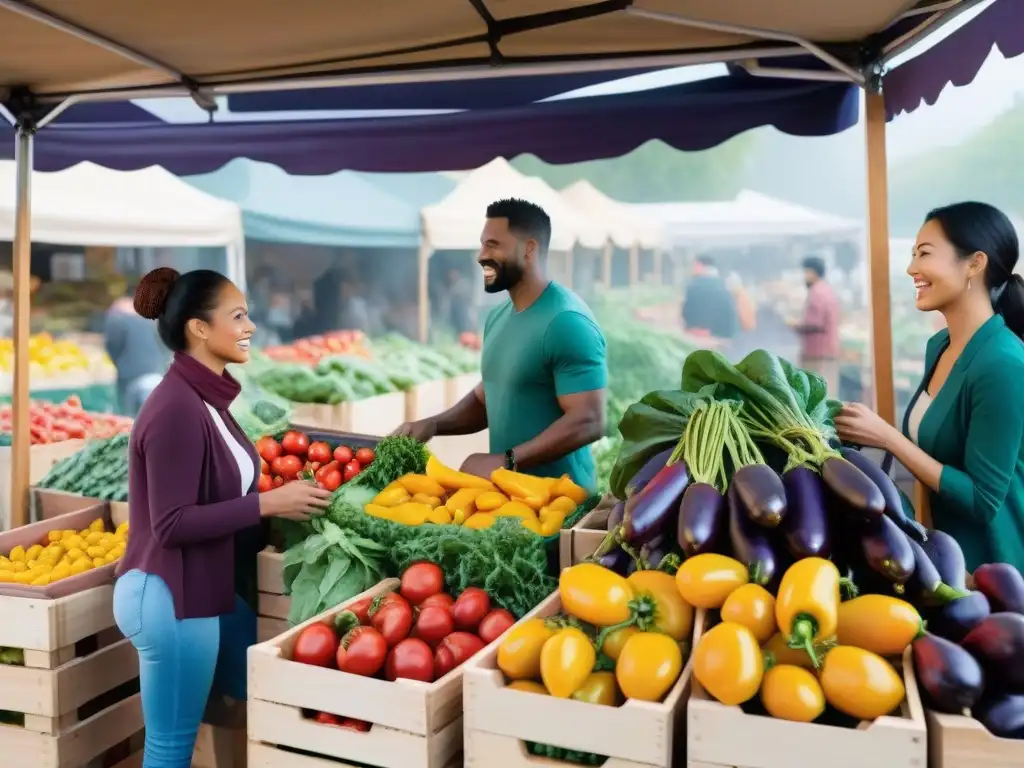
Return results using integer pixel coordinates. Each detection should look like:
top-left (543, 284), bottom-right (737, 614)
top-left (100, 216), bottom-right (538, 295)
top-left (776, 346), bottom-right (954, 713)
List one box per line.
top-left (927, 710), bottom-right (1024, 768)
top-left (0, 585), bottom-right (115, 652)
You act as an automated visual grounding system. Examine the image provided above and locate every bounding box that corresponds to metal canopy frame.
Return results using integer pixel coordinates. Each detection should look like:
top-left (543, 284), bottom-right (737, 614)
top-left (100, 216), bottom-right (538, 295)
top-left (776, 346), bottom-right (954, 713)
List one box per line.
top-left (0, 0), bottom-right (983, 527)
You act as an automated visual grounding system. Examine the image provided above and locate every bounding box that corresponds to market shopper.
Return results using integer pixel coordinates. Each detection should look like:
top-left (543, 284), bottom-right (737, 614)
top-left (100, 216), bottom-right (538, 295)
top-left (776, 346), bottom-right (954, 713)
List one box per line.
top-left (835, 202), bottom-right (1024, 571)
top-left (394, 198), bottom-right (607, 491)
top-left (104, 283), bottom-right (168, 416)
top-left (114, 267), bottom-right (331, 768)
top-left (791, 255), bottom-right (840, 394)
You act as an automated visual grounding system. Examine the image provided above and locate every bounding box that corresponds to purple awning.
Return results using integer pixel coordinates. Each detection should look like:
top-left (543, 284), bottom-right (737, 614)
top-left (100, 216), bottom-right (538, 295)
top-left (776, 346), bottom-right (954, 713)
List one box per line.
top-left (1, 76), bottom-right (857, 175)
top-left (885, 0), bottom-right (1024, 119)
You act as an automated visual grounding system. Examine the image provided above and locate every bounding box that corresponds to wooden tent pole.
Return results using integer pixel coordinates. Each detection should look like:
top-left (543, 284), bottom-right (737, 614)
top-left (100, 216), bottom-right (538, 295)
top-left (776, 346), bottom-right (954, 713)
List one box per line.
top-left (10, 125), bottom-right (33, 528)
top-left (864, 91), bottom-right (895, 427)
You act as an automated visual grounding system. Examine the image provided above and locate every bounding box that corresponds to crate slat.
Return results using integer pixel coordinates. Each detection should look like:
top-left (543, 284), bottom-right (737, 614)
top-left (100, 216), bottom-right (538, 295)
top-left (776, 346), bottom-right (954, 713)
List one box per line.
top-left (927, 710), bottom-right (1024, 768)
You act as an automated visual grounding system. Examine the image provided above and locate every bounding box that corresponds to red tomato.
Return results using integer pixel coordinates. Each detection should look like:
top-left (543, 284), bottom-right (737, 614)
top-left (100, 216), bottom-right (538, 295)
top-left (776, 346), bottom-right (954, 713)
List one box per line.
top-left (333, 445), bottom-right (354, 464)
top-left (307, 441), bottom-right (333, 464)
top-left (385, 638), bottom-right (435, 682)
top-left (342, 460), bottom-right (362, 483)
top-left (336, 626), bottom-right (388, 677)
top-left (372, 601), bottom-right (413, 646)
top-left (347, 597), bottom-right (373, 625)
top-left (477, 609), bottom-right (516, 644)
top-left (271, 454), bottom-right (304, 481)
top-left (258, 474), bottom-right (273, 493)
top-left (322, 469), bottom-right (343, 492)
top-left (260, 458), bottom-right (270, 475)
top-left (273, 475), bottom-right (284, 487)
top-left (341, 718), bottom-right (371, 732)
top-left (412, 605), bottom-right (455, 648)
top-left (282, 430), bottom-right (311, 456)
top-left (355, 447), bottom-right (375, 466)
top-left (434, 632), bottom-right (486, 678)
top-left (452, 588), bottom-right (491, 632)
top-left (292, 623), bottom-right (338, 667)
top-left (400, 562), bottom-right (445, 606)
top-left (419, 593), bottom-right (454, 612)
top-left (315, 460), bottom-right (340, 483)
top-left (65, 394), bottom-right (82, 410)
top-left (371, 591), bottom-right (408, 614)
top-left (256, 436), bottom-right (282, 463)
top-left (314, 711), bottom-right (342, 726)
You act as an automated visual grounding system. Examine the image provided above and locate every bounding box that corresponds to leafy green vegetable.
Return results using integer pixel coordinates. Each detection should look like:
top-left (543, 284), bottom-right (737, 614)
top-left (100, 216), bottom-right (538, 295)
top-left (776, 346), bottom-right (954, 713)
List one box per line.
top-left (0, 647), bottom-right (24, 665)
top-left (355, 435), bottom-right (429, 489)
top-left (36, 436), bottom-right (130, 501)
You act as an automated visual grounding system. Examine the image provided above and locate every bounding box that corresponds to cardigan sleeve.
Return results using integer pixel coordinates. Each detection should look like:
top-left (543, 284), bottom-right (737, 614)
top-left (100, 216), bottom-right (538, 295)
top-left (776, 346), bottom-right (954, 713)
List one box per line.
top-left (142, 409), bottom-right (262, 547)
top-left (937, 357), bottom-right (1024, 524)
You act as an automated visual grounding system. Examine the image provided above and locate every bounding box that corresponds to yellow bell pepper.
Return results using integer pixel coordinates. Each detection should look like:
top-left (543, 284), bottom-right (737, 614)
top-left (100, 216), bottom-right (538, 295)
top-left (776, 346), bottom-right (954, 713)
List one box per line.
top-left (397, 474), bottom-right (446, 498)
top-left (426, 455), bottom-right (497, 491)
top-left (425, 506), bottom-right (453, 524)
top-left (475, 491), bottom-right (510, 512)
top-left (372, 486), bottom-right (412, 507)
top-left (364, 504), bottom-right (395, 520)
top-left (463, 513), bottom-right (496, 530)
top-left (775, 557), bottom-right (841, 667)
top-left (551, 475), bottom-right (588, 505)
top-left (539, 508), bottom-right (567, 536)
top-left (451, 508), bottom-right (467, 525)
top-left (520, 517), bottom-right (543, 534)
top-left (490, 468), bottom-right (552, 510)
top-left (446, 487), bottom-right (486, 514)
top-left (493, 500), bottom-right (534, 519)
top-left (411, 493), bottom-right (443, 508)
top-left (388, 502), bottom-right (434, 526)
top-left (547, 496), bottom-right (578, 515)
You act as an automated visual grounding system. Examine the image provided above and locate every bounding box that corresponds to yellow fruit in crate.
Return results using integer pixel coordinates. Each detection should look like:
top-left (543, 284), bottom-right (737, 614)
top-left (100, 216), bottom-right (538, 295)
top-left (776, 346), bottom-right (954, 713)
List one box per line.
top-left (8, 545), bottom-right (25, 562)
top-left (86, 546), bottom-right (106, 559)
top-left (0, 571), bottom-right (13, 583)
top-left (51, 563), bottom-right (71, 581)
top-left (65, 535), bottom-right (86, 550)
top-left (30, 574), bottom-right (51, 586)
top-left (92, 557), bottom-right (106, 568)
top-left (11, 561), bottom-right (27, 573)
top-left (47, 530), bottom-right (63, 543)
top-left (0, 558), bottom-right (11, 570)
top-left (67, 547), bottom-right (86, 561)
top-left (85, 531), bottom-right (105, 546)
top-left (70, 559), bottom-right (90, 576)
top-left (25, 544), bottom-right (43, 561)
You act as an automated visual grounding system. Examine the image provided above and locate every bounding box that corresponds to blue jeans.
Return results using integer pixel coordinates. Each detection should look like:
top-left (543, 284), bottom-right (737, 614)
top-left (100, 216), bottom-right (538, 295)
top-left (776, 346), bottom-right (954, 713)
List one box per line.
top-left (113, 570), bottom-right (255, 768)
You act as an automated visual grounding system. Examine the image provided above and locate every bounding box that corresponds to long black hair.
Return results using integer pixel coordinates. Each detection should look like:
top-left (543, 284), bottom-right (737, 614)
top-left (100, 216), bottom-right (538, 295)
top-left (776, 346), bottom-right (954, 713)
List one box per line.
top-left (134, 267), bottom-right (232, 352)
top-left (925, 202), bottom-right (1024, 338)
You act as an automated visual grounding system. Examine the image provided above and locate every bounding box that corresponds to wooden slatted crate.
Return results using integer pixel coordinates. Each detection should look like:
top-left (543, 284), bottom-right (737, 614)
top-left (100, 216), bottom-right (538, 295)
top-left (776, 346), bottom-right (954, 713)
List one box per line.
top-left (256, 548), bottom-right (290, 643)
top-left (557, 500), bottom-right (613, 570)
top-left (926, 710), bottom-right (1024, 768)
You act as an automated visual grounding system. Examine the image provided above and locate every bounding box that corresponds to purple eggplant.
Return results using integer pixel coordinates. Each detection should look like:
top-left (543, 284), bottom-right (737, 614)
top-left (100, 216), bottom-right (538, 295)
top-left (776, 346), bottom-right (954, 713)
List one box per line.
top-left (911, 633), bottom-right (985, 713)
top-left (922, 530), bottom-right (968, 593)
top-left (973, 563), bottom-right (1024, 615)
top-left (974, 692), bottom-right (1024, 739)
top-left (677, 483), bottom-right (727, 557)
top-left (780, 466), bottom-right (831, 558)
top-left (927, 591), bottom-right (991, 643)
top-left (859, 513), bottom-right (915, 589)
top-left (626, 448), bottom-right (674, 497)
top-left (840, 447), bottom-right (928, 543)
top-left (728, 484), bottom-right (778, 586)
top-left (961, 613), bottom-right (1024, 692)
top-left (598, 548), bottom-right (629, 575)
top-left (732, 464), bottom-right (786, 528)
top-left (606, 500), bottom-right (625, 531)
top-left (906, 538), bottom-right (968, 607)
top-left (623, 461), bottom-right (689, 545)
top-left (640, 541), bottom-right (669, 570)
top-left (821, 456), bottom-right (886, 521)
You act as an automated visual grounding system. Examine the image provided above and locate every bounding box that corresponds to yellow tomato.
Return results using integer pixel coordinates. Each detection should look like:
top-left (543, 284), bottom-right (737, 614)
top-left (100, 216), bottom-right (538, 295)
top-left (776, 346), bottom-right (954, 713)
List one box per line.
top-left (721, 584), bottom-right (777, 644)
top-left (497, 618), bottom-right (556, 680)
top-left (836, 595), bottom-right (922, 657)
top-left (506, 680), bottom-right (548, 695)
top-left (693, 622), bottom-right (764, 706)
top-left (599, 626), bottom-right (638, 661)
top-left (616, 632), bottom-right (683, 702)
top-left (760, 665), bottom-right (826, 722)
top-left (675, 554), bottom-right (749, 609)
top-left (628, 570), bottom-right (694, 641)
top-left (761, 632), bottom-right (817, 670)
top-left (572, 671), bottom-right (621, 706)
top-left (559, 563), bottom-right (636, 627)
top-left (540, 628), bottom-right (596, 698)
top-left (819, 646), bottom-right (906, 721)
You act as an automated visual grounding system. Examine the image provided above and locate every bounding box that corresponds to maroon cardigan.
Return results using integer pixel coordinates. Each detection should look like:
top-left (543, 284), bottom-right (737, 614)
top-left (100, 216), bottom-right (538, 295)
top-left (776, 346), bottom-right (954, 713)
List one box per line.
top-left (116, 353), bottom-right (262, 619)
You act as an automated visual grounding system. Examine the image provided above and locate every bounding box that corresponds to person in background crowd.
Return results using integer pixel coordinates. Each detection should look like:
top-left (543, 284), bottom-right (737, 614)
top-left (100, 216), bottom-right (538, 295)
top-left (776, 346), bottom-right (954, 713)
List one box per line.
top-left (447, 267), bottom-right (477, 334)
top-left (835, 202), bottom-right (1024, 572)
top-left (792, 255), bottom-right (840, 394)
top-left (115, 267), bottom-right (331, 767)
top-left (338, 279), bottom-right (371, 332)
top-left (0, 272), bottom-right (13, 339)
top-left (726, 271), bottom-right (757, 332)
top-left (682, 255), bottom-right (739, 341)
top-left (104, 283), bottom-right (168, 417)
top-left (394, 198), bottom-right (607, 491)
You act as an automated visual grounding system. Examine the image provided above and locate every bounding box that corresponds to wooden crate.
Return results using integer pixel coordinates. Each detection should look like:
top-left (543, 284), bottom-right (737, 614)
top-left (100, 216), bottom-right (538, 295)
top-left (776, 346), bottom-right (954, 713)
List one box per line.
top-left (193, 697), bottom-right (248, 768)
top-left (290, 403), bottom-right (346, 431)
top-left (406, 380), bottom-right (448, 422)
top-left (248, 579), bottom-right (468, 768)
top-left (1, 440), bottom-right (88, 530)
top-left (342, 392), bottom-right (407, 436)
top-left (687, 621), bottom-right (927, 768)
top-left (30, 488), bottom-right (110, 523)
top-left (927, 710), bottom-right (1024, 768)
top-left (557, 502), bottom-right (612, 571)
top-left (256, 548), bottom-right (291, 643)
top-left (445, 374), bottom-right (480, 407)
top-left (463, 590), bottom-right (693, 768)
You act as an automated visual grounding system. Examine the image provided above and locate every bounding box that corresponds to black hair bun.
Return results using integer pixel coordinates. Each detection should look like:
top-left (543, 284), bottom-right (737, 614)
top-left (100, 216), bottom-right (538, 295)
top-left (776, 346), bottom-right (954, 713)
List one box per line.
top-left (134, 267), bottom-right (180, 320)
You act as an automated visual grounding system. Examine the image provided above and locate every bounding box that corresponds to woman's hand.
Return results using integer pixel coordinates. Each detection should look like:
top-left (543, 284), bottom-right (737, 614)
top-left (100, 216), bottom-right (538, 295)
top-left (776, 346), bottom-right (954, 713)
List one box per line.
top-left (259, 481), bottom-right (332, 521)
top-left (834, 401), bottom-right (899, 450)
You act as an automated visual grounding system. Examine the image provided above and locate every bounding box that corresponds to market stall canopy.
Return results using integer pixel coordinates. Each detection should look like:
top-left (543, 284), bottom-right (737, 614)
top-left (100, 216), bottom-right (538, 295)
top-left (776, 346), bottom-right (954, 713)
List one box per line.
top-left (184, 159), bottom-right (422, 248)
top-left (0, 1), bottom-right (1003, 107)
top-left (560, 180), bottom-right (663, 249)
top-left (0, 160), bottom-right (243, 248)
top-left (422, 158), bottom-right (597, 252)
top-left (0, 76), bottom-right (857, 174)
top-left (631, 190), bottom-right (861, 247)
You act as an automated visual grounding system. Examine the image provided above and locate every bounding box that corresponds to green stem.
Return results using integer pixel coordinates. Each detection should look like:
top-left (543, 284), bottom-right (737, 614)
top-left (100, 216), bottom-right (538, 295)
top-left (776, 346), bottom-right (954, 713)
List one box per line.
top-left (932, 582), bottom-right (970, 604)
top-left (839, 577), bottom-right (859, 600)
top-left (787, 615), bottom-right (822, 668)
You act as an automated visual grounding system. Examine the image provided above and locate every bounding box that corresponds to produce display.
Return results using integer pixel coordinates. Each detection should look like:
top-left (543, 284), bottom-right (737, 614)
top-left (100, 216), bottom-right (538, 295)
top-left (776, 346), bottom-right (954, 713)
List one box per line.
top-left (255, 429), bottom-right (375, 493)
top-left (37, 435), bottom-right (130, 501)
top-left (0, 333), bottom-right (114, 378)
top-left (0, 516), bottom-right (129, 585)
top-left (362, 455), bottom-right (587, 535)
top-left (0, 396), bottom-right (132, 444)
top-left (263, 330), bottom-right (371, 365)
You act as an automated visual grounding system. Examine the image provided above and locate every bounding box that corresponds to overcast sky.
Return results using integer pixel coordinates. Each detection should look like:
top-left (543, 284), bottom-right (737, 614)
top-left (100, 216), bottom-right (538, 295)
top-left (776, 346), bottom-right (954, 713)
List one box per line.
top-left (138, 0), bottom-right (1022, 163)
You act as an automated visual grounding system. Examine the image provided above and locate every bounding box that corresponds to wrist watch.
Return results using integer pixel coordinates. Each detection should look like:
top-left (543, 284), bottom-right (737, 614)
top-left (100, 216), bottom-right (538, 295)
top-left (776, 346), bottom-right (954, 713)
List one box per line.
top-left (504, 449), bottom-right (517, 471)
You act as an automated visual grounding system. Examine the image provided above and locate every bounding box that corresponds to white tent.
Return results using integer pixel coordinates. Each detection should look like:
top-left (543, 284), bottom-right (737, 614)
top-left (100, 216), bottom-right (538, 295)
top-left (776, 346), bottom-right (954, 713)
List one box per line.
top-left (422, 158), bottom-right (602, 252)
top-left (630, 190), bottom-right (861, 248)
top-left (0, 161), bottom-right (246, 283)
top-left (560, 180), bottom-right (662, 250)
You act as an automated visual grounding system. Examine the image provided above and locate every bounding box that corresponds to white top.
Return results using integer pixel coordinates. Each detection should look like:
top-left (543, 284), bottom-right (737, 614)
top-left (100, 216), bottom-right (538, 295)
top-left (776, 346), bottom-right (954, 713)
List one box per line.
top-left (908, 391), bottom-right (933, 445)
top-left (205, 403), bottom-right (255, 496)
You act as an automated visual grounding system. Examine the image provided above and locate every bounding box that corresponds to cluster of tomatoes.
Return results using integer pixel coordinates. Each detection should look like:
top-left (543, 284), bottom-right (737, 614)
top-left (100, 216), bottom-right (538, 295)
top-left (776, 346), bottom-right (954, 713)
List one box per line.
top-left (291, 563), bottom-right (515, 729)
top-left (0, 396), bottom-right (133, 443)
top-left (255, 430), bottom-right (375, 493)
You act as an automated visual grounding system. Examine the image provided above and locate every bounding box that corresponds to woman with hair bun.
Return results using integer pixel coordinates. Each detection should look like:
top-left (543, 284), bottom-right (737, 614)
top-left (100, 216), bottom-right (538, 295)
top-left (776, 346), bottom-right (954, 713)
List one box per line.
top-left (835, 202), bottom-right (1024, 571)
top-left (113, 268), bottom-right (332, 767)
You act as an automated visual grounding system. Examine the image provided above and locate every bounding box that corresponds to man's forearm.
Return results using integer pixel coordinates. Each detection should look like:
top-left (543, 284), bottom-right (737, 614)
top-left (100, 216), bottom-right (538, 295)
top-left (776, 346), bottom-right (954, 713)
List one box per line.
top-left (433, 389), bottom-right (488, 436)
top-left (513, 408), bottom-right (604, 470)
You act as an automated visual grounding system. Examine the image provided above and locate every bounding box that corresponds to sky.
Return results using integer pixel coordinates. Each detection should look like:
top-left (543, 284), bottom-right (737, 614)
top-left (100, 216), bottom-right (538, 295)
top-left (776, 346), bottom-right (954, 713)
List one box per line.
top-left (137, 0), bottom-right (1023, 163)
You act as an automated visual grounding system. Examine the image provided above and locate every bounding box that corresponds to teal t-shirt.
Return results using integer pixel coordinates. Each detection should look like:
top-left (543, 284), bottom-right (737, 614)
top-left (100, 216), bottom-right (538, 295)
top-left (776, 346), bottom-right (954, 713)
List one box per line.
top-left (481, 282), bottom-right (607, 492)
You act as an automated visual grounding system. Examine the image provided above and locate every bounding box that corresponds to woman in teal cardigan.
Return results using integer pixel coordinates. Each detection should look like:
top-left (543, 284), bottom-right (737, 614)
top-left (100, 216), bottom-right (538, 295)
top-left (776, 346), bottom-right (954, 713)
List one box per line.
top-left (836, 201), bottom-right (1024, 572)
